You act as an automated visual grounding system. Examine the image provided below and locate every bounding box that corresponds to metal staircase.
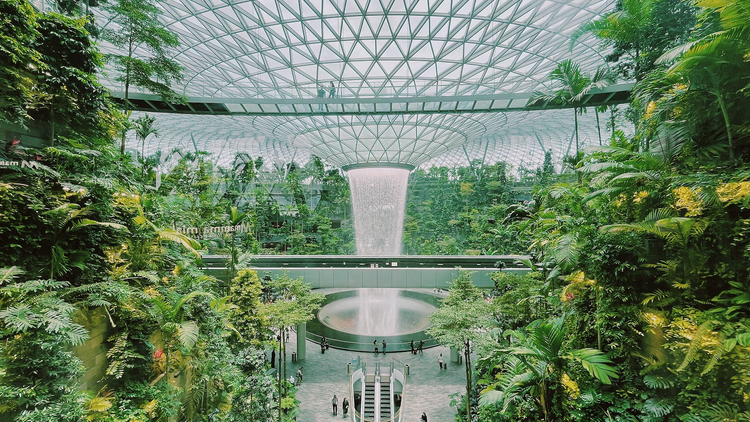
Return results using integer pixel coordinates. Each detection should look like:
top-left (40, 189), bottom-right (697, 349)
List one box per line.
top-left (351, 361), bottom-right (405, 422)
top-left (379, 373), bottom-right (392, 421)
top-left (363, 374), bottom-right (376, 421)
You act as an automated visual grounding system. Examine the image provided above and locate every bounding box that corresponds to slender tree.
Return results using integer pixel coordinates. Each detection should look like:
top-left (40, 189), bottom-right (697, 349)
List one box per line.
top-left (428, 270), bottom-right (491, 422)
top-left (101, 0), bottom-right (186, 154)
top-left (258, 272), bottom-right (323, 422)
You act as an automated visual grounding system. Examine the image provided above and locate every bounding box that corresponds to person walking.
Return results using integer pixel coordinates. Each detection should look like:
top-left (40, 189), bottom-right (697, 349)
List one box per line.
top-left (410, 340), bottom-right (415, 354)
top-left (437, 353), bottom-right (443, 369)
top-left (342, 397), bottom-right (349, 417)
top-left (296, 368), bottom-right (303, 385)
top-left (374, 340), bottom-right (379, 355)
top-left (421, 411), bottom-right (428, 422)
top-left (329, 81), bottom-right (336, 98)
top-left (332, 394), bottom-right (338, 415)
top-left (418, 340), bottom-right (424, 354)
top-left (382, 339), bottom-right (386, 353)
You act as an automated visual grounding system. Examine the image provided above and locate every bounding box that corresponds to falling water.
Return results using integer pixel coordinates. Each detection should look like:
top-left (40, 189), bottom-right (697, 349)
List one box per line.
top-left (347, 167), bottom-right (410, 256)
top-left (347, 167), bottom-right (410, 337)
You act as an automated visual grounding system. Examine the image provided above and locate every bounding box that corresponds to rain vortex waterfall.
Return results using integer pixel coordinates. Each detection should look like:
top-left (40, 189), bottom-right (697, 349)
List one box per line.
top-left (347, 167), bottom-right (409, 256)
top-left (348, 167), bottom-right (409, 336)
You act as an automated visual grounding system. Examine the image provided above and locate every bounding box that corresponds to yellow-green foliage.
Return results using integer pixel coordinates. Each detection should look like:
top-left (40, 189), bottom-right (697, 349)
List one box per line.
top-left (228, 269), bottom-right (266, 346)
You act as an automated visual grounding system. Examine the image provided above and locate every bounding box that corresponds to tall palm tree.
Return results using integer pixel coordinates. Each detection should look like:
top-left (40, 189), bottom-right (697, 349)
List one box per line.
top-left (132, 114), bottom-right (159, 165)
top-left (528, 60), bottom-right (615, 163)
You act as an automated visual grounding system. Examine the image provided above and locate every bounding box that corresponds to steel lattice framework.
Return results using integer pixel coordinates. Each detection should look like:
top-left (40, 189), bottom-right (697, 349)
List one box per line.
top-left (95, 0), bottom-right (629, 171)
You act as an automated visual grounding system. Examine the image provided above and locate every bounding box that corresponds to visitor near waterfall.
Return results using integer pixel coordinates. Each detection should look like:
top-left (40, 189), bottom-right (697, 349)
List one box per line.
top-left (332, 394), bottom-right (338, 415)
top-left (421, 412), bottom-right (428, 422)
top-left (418, 340), bottom-right (424, 354)
top-left (342, 397), bottom-right (349, 416)
top-left (437, 354), bottom-right (443, 369)
top-left (374, 340), bottom-right (379, 354)
top-left (410, 339), bottom-right (415, 354)
top-left (382, 339), bottom-right (386, 353)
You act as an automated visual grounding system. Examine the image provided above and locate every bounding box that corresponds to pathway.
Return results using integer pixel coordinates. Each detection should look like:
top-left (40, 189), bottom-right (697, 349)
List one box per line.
top-left (283, 333), bottom-right (466, 422)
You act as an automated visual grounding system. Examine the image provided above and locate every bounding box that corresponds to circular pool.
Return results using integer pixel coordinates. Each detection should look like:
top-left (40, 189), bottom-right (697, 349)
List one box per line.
top-left (305, 289), bottom-right (440, 352)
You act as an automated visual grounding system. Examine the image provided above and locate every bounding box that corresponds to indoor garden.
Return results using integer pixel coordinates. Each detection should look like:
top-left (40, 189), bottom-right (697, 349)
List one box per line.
top-left (1, 0), bottom-right (750, 421)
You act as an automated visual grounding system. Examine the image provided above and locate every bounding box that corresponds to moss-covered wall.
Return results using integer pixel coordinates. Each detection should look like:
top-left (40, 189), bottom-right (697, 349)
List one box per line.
top-left (71, 307), bottom-right (110, 392)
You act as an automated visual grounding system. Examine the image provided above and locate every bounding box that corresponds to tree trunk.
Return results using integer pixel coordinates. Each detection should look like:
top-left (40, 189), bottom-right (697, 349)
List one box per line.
top-left (464, 342), bottom-right (472, 422)
top-left (573, 108), bottom-right (579, 157)
top-left (596, 286), bottom-right (602, 350)
top-left (278, 334), bottom-right (283, 422)
top-left (573, 108), bottom-right (581, 184)
top-left (595, 108), bottom-right (602, 146)
top-left (715, 90), bottom-right (734, 161)
top-left (49, 97), bottom-right (56, 147)
top-left (540, 379), bottom-right (549, 422)
top-left (121, 39), bottom-right (133, 155)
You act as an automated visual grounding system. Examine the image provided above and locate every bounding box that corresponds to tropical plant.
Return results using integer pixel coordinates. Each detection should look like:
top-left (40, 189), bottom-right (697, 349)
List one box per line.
top-left (132, 113), bottom-right (158, 164)
top-left (528, 60), bottom-right (615, 162)
top-left (479, 317), bottom-right (618, 421)
top-left (44, 203), bottom-right (126, 279)
top-left (146, 288), bottom-right (214, 382)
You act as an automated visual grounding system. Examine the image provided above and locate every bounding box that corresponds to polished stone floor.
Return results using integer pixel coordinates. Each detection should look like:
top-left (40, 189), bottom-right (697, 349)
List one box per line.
top-left (283, 332), bottom-right (466, 422)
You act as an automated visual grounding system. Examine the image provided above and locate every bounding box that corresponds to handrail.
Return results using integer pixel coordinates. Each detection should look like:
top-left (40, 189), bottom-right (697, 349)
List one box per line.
top-left (374, 369), bottom-right (381, 422)
top-left (389, 370), bottom-right (395, 422)
top-left (392, 369), bottom-right (406, 422)
top-left (351, 368), bottom-right (364, 422)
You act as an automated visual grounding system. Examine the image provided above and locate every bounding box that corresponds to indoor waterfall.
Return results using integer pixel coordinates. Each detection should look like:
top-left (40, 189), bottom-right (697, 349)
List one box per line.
top-left (347, 166), bottom-right (411, 337)
top-left (347, 167), bottom-right (410, 256)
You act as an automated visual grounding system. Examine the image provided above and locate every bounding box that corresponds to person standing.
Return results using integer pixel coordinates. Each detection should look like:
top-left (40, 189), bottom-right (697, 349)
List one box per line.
top-left (342, 397), bottom-right (349, 416)
top-left (437, 353), bottom-right (443, 369)
top-left (421, 412), bottom-right (428, 422)
top-left (410, 340), bottom-right (415, 354)
top-left (374, 340), bottom-right (379, 355)
top-left (332, 394), bottom-right (338, 415)
top-left (329, 81), bottom-right (336, 98)
top-left (382, 339), bottom-right (386, 353)
top-left (418, 340), bottom-right (424, 354)
top-left (317, 85), bottom-right (325, 110)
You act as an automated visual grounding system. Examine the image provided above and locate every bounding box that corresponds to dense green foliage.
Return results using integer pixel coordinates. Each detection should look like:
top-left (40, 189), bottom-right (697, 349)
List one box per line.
top-left (404, 157), bottom-right (555, 255)
top-left (2, 0), bottom-right (750, 421)
top-left (460, 1), bottom-right (750, 421)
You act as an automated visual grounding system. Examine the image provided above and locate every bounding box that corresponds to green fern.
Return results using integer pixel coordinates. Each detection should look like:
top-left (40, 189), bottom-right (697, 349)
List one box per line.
top-left (0, 267), bottom-right (23, 286)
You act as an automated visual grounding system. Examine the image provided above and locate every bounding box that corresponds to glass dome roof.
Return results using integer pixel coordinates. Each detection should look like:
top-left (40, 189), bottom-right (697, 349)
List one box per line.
top-left (95, 0), bottom-right (628, 170)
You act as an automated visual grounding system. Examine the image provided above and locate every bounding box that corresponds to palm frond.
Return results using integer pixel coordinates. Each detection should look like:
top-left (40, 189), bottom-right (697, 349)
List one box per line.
top-left (178, 320), bottom-right (200, 352)
top-left (569, 348), bottom-right (619, 384)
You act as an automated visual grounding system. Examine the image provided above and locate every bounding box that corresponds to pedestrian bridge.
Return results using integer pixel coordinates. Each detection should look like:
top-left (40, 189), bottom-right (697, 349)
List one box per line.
top-left (201, 255), bottom-right (531, 289)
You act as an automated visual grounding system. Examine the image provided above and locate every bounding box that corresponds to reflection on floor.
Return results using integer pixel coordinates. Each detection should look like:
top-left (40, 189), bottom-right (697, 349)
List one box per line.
top-left (284, 330), bottom-right (467, 422)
